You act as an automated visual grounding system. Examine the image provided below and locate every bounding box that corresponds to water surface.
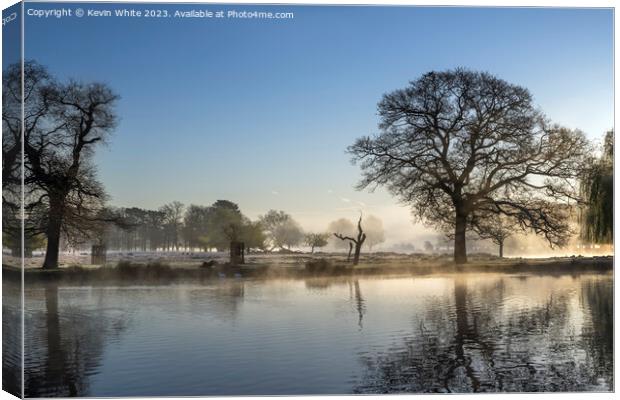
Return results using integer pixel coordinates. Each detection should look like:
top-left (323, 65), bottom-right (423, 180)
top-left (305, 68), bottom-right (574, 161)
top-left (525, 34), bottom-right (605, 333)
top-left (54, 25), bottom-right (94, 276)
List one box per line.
top-left (15, 271), bottom-right (613, 396)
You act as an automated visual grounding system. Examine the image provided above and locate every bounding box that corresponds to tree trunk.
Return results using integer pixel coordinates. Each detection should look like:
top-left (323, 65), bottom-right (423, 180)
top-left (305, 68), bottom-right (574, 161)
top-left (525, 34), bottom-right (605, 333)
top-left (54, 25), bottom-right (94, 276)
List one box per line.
top-left (353, 242), bottom-right (362, 265)
top-left (347, 242), bottom-right (353, 262)
top-left (43, 200), bottom-right (64, 269)
top-left (454, 212), bottom-right (468, 265)
top-left (10, 244), bottom-right (20, 257)
top-left (498, 241), bottom-right (504, 258)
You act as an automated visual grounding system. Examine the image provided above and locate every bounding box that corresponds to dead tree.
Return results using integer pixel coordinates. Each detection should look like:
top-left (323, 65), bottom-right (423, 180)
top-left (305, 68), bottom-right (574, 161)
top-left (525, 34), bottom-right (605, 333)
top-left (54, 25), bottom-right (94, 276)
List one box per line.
top-left (334, 216), bottom-right (367, 265)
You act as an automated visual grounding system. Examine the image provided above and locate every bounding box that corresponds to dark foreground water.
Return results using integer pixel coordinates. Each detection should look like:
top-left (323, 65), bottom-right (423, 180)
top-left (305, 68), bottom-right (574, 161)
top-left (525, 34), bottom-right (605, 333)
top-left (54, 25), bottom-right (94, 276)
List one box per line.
top-left (6, 271), bottom-right (613, 396)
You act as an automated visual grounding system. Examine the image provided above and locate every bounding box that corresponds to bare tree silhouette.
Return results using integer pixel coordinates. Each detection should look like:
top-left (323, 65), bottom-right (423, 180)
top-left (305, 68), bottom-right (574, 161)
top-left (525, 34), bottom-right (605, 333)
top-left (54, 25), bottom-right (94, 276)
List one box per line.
top-left (3, 61), bottom-right (119, 269)
top-left (349, 69), bottom-right (588, 264)
top-left (334, 215), bottom-right (366, 265)
top-left (470, 214), bottom-right (519, 258)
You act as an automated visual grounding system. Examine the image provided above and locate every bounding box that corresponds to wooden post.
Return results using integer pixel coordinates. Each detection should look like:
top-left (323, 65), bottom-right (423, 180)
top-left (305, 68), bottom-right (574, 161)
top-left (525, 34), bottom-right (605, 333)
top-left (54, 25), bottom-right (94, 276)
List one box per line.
top-left (91, 244), bottom-right (107, 265)
top-left (230, 241), bottom-right (245, 264)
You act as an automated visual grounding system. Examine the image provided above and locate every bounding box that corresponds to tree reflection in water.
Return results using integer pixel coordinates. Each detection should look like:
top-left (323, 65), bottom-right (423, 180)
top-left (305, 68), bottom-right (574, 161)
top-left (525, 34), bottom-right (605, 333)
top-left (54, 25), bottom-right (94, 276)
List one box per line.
top-left (580, 277), bottom-right (613, 390)
top-left (23, 280), bottom-right (246, 397)
top-left (2, 280), bottom-right (22, 397)
top-left (24, 284), bottom-right (129, 397)
top-left (355, 275), bottom-right (613, 393)
top-left (17, 274), bottom-right (612, 396)
top-left (306, 278), bottom-right (366, 328)
top-left (186, 279), bottom-right (245, 320)
top-left (351, 280), bottom-right (366, 329)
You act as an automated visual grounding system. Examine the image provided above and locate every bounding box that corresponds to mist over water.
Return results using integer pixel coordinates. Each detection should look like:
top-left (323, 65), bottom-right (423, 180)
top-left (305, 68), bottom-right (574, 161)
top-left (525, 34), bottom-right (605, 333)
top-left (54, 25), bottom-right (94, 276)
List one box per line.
top-left (14, 271), bottom-right (613, 396)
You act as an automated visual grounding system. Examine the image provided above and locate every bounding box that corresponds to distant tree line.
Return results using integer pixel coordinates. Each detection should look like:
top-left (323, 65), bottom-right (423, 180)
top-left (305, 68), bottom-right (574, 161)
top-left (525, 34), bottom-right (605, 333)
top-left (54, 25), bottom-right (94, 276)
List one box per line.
top-left (100, 202), bottom-right (387, 256)
top-left (102, 200), bottom-right (268, 253)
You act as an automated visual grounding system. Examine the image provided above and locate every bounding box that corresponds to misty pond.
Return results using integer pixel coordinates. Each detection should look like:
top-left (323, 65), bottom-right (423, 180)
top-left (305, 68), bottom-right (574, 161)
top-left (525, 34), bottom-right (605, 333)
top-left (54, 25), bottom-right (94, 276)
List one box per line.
top-left (6, 271), bottom-right (613, 396)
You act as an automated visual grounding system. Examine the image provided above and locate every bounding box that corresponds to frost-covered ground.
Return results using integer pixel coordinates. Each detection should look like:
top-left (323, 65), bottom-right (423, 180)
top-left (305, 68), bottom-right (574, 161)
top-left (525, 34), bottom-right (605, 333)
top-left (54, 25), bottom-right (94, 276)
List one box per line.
top-left (6, 250), bottom-right (489, 269)
top-left (3, 248), bottom-right (612, 271)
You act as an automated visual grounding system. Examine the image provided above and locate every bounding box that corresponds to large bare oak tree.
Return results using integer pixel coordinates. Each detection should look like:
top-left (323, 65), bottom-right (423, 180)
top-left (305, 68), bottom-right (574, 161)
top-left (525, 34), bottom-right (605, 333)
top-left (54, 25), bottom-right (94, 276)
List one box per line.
top-left (3, 61), bottom-right (119, 269)
top-left (349, 69), bottom-right (588, 264)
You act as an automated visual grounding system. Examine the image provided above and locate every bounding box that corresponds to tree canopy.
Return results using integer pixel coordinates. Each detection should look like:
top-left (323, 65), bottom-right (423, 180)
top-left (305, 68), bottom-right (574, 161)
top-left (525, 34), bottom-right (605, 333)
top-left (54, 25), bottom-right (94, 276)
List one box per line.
top-left (3, 61), bottom-right (119, 268)
top-left (579, 130), bottom-right (613, 244)
top-left (259, 210), bottom-right (304, 251)
top-left (349, 69), bottom-right (589, 263)
top-left (304, 232), bottom-right (330, 253)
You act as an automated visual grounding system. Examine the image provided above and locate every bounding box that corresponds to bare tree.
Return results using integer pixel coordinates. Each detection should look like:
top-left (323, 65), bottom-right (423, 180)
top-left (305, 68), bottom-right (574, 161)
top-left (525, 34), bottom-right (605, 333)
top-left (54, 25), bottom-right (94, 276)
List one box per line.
top-left (241, 220), bottom-right (267, 253)
top-left (183, 204), bottom-right (211, 251)
top-left (471, 214), bottom-right (519, 258)
top-left (160, 201), bottom-right (184, 251)
top-left (349, 69), bottom-right (588, 264)
top-left (5, 61), bottom-right (119, 269)
top-left (304, 233), bottom-right (330, 253)
top-left (3, 62), bottom-right (49, 258)
top-left (334, 215), bottom-right (367, 265)
top-left (259, 210), bottom-right (304, 251)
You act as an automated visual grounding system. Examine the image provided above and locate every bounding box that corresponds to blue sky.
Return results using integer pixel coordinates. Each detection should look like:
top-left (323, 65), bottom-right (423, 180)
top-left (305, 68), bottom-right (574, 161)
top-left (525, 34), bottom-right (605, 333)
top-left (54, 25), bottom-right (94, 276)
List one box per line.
top-left (19, 3), bottom-right (614, 243)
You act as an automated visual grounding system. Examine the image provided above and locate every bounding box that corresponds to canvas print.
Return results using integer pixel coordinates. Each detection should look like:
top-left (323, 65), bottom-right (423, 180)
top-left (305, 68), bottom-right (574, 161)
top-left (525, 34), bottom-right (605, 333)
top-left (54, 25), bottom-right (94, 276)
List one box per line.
top-left (1, 2), bottom-right (614, 397)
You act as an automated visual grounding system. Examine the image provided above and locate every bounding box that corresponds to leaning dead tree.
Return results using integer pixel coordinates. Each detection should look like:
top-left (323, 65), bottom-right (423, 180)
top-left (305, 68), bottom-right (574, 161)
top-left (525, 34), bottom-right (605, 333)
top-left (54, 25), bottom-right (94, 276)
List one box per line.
top-left (334, 215), bottom-right (367, 265)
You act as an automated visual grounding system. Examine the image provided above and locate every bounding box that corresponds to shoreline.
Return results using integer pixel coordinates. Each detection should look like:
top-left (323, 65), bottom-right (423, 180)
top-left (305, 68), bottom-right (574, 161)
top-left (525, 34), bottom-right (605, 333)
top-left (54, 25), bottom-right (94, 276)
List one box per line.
top-left (3, 255), bottom-right (613, 284)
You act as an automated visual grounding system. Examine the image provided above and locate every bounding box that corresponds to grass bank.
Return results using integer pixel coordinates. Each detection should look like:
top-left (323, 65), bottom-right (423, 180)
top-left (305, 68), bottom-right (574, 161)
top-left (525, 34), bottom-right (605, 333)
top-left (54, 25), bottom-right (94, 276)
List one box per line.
top-left (2, 254), bottom-right (613, 285)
